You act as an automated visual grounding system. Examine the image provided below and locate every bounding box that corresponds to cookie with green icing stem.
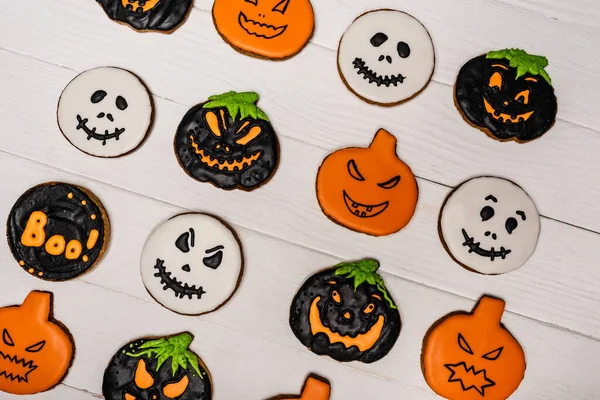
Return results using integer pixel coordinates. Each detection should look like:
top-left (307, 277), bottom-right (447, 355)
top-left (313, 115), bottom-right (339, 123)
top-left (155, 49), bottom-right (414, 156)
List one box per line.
top-left (174, 91), bottom-right (280, 191)
top-left (454, 48), bottom-right (558, 143)
top-left (102, 332), bottom-right (212, 400)
top-left (289, 259), bottom-right (401, 363)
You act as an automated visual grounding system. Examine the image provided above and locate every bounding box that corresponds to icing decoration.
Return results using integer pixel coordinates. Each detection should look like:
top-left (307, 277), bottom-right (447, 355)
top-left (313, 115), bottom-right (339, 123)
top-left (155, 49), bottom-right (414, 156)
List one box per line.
top-left (7, 182), bottom-right (109, 281)
top-left (103, 332), bottom-right (212, 400)
top-left (96, 0), bottom-right (193, 32)
top-left (212, 0), bottom-right (315, 60)
top-left (455, 49), bottom-right (557, 142)
top-left (422, 295), bottom-right (526, 400)
top-left (337, 9), bottom-right (435, 106)
top-left (174, 91), bottom-right (279, 191)
top-left (268, 374), bottom-right (331, 400)
top-left (438, 176), bottom-right (540, 275)
top-left (140, 213), bottom-right (243, 315)
top-left (316, 129), bottom-right (418, 236)
top-left (289, 259), bottom-right (401, 363)
top-left (0, 291), bottom-right (74, 395)
top-left (57, 67), bottom-right (152, 158)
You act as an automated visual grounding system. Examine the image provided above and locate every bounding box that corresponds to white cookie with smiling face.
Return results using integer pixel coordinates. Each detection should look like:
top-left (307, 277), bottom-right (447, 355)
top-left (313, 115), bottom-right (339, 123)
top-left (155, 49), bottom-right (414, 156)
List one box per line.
top-left (140, 213), bottom-right (243, 315)
top-left (439, 176), bottom-right (540, 275)
top-left (337, 9), bottom-right (435, 106)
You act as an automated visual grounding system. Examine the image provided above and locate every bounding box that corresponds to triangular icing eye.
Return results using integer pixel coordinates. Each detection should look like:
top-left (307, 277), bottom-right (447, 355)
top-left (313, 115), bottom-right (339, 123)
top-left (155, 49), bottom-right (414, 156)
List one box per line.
top-left (272, 0), bottom-right (290, 14)
top-left (163, 375), bottom-right (190, 398)
top-left (347, 160), bottom-right (365, 181)
top-left (482, 346), bottom-right (504, 360)
top-left (25, 340), bottom-right (46, 353)
top-left (203, 110), bottom-right (223, 138)
top-left (134, 359), bottom-right (155, 389)
top-left (2, 329), bottom-right (14, 346)
top-left (489, 72), bottom-right (502, 89)
top-left (236, 125), bottom-right (262, 145)
top-left (378, 176), bottom-right (400, 189)
top-left (245, 0), bottom-right (258, 4)
top-left (457, 333), bottom-right (474, 355)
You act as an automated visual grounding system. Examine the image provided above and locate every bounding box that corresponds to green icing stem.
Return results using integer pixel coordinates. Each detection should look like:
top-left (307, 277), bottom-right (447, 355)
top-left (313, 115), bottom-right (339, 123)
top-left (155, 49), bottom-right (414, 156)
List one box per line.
top-left (334, 259), bottom-right (397, 309)
top-left (203, 91), bottom-right (269, 122)
top-left (486, 48), bottom-right (552, 85)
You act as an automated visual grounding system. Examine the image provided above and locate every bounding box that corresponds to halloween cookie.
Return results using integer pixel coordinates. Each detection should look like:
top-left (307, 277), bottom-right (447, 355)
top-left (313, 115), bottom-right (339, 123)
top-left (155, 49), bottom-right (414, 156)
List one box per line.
top-left (337, 9), bottom-right (435, 106)
top-left (422, 295), bottom-right (526, 400)
top-left (289, 259), bottom-right (400, 363)
top-left (96, 0), bottom-right (193, 33)
top-left (57, 67), bottom-right (152, 158)
top-left (455, 48), bottom-right (557, 142)
top-left (438, 176), bottom-right (540, 275)
top-left (213, 0), bottom-right (314, 60)
top-left (140, 213), bottom-right (243, 315)
top-left (174, 91), bottom-right (279, 191)
top-left (268, 374), bottom-right (331, 400)
top-left (0, 291), bottom-right (74, 395)
top-left (316, 128), bottom-right (418, 236)
top-left (7, 182), bottom-right (110, 281)
top-left (103, 332), bottom-right (212, 400)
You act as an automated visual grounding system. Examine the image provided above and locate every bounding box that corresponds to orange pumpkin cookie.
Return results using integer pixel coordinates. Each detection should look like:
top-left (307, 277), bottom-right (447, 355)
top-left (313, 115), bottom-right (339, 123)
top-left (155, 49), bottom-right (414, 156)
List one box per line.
top-left (0, 291), bottom-right (74, 395)
top-left (268, 374), bottom-right (331, 400)
top-left (316, 129), bottom-right (418, 236)
top-left (421, 295), bottom-right (526, 400)
top-left (212, 0), bottom-right (315, 60)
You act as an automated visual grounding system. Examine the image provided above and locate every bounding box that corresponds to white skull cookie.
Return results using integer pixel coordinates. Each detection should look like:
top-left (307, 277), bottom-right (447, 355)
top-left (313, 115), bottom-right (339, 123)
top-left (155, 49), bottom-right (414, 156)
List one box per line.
top-left (140, 213), bottom-right (243, 315)
top-left (337, 9), bottom-right (435, 106)
top-left (439, 177), bottom-right (540, 275)
top-left (57, 67), bottom-right (152, 157)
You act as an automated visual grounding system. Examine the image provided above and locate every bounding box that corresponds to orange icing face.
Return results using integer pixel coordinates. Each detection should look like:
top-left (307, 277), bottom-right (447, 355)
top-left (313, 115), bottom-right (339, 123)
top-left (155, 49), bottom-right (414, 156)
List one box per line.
top-left (212, 0), bottom-right (315, 59)
top-left (316, 129), bottom-right (418, 236)
top-left (269, 375), bottom-right (331, 400)
top-left (422, 296), bottom-right (526, 400)
top-left (0, 291), bottom-right (74, 395)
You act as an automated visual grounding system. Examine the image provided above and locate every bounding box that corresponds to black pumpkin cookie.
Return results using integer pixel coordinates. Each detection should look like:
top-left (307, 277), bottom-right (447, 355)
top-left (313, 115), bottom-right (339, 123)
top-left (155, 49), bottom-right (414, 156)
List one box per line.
top-left (103, 332), bottom-right (212, 400)
top-left (6, 182), bottom-right (110, 281)
top-left (289, 259), bottom-right (401, 363)
top-left (96, 0), bottom-right (193, 33)
top-left (455, 48), bottom-right (557, 143)
top-left (174, 91), bottom-right (279, 191)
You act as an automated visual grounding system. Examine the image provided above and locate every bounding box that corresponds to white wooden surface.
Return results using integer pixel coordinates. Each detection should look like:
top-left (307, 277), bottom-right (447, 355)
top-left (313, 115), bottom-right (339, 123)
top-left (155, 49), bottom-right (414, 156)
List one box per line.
top-left (0, 0), bottom-right (599, 398)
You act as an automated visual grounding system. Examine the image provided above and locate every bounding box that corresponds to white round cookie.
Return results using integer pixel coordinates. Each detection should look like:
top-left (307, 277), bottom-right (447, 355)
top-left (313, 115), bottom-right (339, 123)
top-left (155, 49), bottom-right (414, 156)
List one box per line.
top-left (57, 67), bottom-right (152, 157)
top-left (439, 176), bottom-right (540, 275)
top-left (140, 213), bottom-right (243, 315)
top-left (337, 9), bottom-right (435, 106)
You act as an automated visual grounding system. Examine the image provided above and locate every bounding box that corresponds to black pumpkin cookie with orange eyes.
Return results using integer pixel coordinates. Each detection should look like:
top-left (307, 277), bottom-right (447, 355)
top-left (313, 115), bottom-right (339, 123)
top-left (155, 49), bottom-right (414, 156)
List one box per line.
top-left (455, 48), bottom-right (557, 143)
top-left (174, 91), bottom-right (279, 191)
top-left (6, 182), bottom-right (110, 281)
top-left (96, 0), bottom-right (193, 33)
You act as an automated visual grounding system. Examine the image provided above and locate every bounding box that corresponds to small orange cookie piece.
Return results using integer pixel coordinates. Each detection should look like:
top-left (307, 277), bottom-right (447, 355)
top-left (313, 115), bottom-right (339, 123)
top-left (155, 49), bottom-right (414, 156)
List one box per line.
top-left (422, 295), bottom-right (526, 400)
top-left (316, 129), bottom-right (418, 236)
top-left (213, 0), bottom-right (315, 60)
top-left (0, 291), bottom-right (74, 395)
top-left (268, 375), bottom-right (331, 400)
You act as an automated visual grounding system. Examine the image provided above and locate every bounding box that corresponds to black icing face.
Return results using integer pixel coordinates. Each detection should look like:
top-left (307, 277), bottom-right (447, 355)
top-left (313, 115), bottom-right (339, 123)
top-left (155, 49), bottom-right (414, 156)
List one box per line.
top-left (76, 89), bottom-right (129, 145)
top-left (455, 55), bottom-right (557, 142)
top-left (175, 105), bottom-right (279, 190)
top-left (6, 183), bottom-right (108, 281)
top-left (97, 0), bottom-right (193, 32)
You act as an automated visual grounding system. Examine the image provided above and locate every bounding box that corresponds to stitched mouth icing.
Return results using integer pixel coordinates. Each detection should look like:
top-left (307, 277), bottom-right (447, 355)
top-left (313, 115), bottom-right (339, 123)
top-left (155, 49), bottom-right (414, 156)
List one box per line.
top-left (153, 259), bottom-right (206, 299)
top-left (189, 135), bottom-right (262, 172)
top-left (0, 350), bottom-right (37, 383)
top-left (343, 191), bottom-right (388, 218)
top-left (353, 58), bottom-right (406, 87)
top-left (76, 115), bottom-right (125, 146)
top-left (461, 229), bottom-right (512, 261)
top-left (238, 12), bottom-right (288, 39)
top-left (445, 362), bottom-right (496, 396)
top-left (483, 98), bottom-right (534, 124)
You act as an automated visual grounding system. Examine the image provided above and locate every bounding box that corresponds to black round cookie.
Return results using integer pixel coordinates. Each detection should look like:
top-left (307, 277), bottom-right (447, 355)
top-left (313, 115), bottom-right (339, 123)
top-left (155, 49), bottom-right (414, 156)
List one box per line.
top-left (103, 333), bottom-right (212, 400)
top-left (174, 91), bottom-right (279, 191)
top-left (6, 182), bottom-right (109, 281)
top-left (96, 0), bottom-right (193, 33)
top-left (289, 259), bottom-right (401, 364)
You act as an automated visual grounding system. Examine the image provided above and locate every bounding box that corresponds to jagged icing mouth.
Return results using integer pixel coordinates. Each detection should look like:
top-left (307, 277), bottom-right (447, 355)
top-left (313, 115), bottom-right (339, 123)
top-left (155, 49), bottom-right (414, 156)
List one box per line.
top-left (121, 0), bottom-right (160, 13)
top-left (461, 229), bottom-right (512, 261)
top-left (238, 12), bottom-right (288, 39)
top-left (153, 259), bottom-right (206, 299)
top-left (76, 115), bottom-right (125, 146)
top-left (445, 362), bottom-right (496, 396)
top-left (343, 191), bottom-right (388, 218)
top-left (0, 350), bottom-right (37, 383)
top-left (353, 58), bottom-right (405, 87)
top-left (309, 297), bottom-right (384, 352)
top-left (189, 135), bottom-right (262, 172)
top-left (483, 98), bottom-right (534, 124)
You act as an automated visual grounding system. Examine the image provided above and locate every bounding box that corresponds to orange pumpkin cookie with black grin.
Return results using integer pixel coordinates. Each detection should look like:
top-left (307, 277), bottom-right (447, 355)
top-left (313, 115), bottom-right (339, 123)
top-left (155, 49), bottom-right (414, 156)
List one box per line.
top-left (268, 374), bottom-right (331, 400)
top-left (6, 182), bottom-right (110, 281)
top-left (316, 129), bottom-right (418, 236)
top-left (0, 291), bottom-right (75, 395)
top-left (212, 0), bottom-right (315, 60)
